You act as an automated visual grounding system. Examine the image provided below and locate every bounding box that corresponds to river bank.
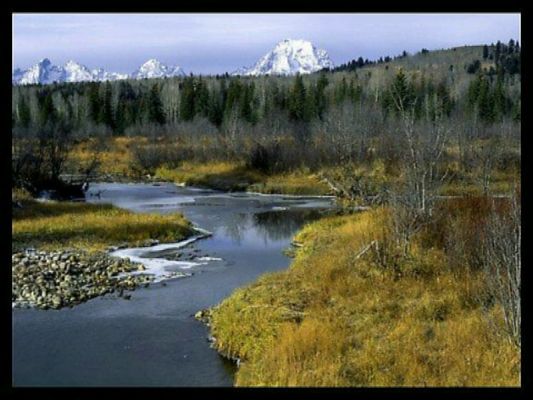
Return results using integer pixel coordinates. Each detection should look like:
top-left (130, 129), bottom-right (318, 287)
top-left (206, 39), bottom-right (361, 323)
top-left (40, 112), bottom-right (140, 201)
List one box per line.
top-left (13, 182), bottom-right (334, 386)
top-left (12, 193), bottom-right (196, 309)
top-left (206, 206), bottom-right (520, 386)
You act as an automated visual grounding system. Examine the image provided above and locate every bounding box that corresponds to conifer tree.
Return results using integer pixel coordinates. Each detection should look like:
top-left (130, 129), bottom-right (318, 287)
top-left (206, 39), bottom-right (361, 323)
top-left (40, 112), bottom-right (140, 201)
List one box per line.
top-left (483, 45), bottom-right (489, 59)
top-left (179, 77), bottom-right (195, 121)
top-left (148, 83), bottom-right (166, 125)
top-left (99, 81), bottom-right (115, 130)
top-left (18, 95), bottom-right (31, 128)
top-left (288, 74), bottom-right (306, 121)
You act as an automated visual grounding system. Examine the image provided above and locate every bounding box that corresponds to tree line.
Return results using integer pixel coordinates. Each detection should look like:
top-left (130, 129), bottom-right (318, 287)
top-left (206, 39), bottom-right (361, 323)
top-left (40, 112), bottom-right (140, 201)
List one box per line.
top-left (12, 46), bottom-right (520, 137)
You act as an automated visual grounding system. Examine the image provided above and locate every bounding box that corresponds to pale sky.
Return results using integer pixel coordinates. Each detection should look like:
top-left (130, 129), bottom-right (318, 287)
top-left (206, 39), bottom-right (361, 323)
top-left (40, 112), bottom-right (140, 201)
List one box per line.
top-left (13, 13), bottom-right (520, 75)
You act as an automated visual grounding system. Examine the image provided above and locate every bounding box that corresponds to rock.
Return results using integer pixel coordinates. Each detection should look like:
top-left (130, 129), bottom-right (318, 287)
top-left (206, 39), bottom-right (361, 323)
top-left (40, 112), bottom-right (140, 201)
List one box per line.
top-left (123, 294), bottom-right (131, 300)
top-left (194, 309), bottom-right (210, 322)
top-left (194, 310), bottom-right (204, 320)
top-left (146, 239), bottom-right (159, 246)
top-left (11, 248), bottom-right (150, 310)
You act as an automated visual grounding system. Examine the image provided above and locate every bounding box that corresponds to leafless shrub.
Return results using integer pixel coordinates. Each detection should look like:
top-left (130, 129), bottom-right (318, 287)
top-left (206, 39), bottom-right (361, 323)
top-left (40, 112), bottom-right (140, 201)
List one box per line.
top-left (481, 189), bottom-right (521, 348)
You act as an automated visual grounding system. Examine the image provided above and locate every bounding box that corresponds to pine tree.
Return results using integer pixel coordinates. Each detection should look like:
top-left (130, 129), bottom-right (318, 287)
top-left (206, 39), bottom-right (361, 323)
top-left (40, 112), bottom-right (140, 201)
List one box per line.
top-left (334, 77), bottom-right (348, 104)
top-left (37, 89), bottom-right (56, 127)
top-left (303, 84), bottom-right (317, 122)
top-left (477, 76), bottom-right (494, 122)
top-left (495, 41), bottom-right (502, 66)
top-left (99, 81), bottom-right (115, 130)
top-left (492, 76), bottom-right (507, 120)
top-left (179, 77), bottom-right (195, 121)
top-left (386, 69), bottom-right (415, 116)
top-left (483, 45), bottom-right (489, 59)
top-left (207, 91), bottom-right (223, 127)
top-left (288, 74), bottom-right (307, 121)
top-left (224, 79), bottom-right (243, 117)
top-left (148, 83), bottom-right (166, 125)
top-left (316, 73), bottom-right (329, 118)
top-left (88, 83), bottom-right (101, 123)
top-left (194, 78), bottom-right (210, 117)
top-left (239, 83), bottom-right (254, 123)
top-left (18, 95), bottom-right (31, 128)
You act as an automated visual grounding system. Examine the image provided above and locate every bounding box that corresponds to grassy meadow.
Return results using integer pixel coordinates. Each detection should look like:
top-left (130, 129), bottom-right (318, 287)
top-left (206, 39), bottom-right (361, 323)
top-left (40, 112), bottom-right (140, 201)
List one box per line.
top-left (209, 202), bottom-right (520, 386)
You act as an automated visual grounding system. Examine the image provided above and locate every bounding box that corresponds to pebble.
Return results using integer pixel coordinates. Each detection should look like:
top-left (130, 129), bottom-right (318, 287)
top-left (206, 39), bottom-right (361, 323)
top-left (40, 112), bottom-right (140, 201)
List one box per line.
top-left (12, 248), bottom-right (154, 310)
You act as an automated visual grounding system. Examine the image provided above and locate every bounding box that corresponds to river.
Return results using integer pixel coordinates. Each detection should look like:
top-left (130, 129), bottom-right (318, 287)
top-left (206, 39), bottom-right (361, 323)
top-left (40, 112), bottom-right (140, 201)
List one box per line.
top-left (12, 182), bottom-right (334, 386)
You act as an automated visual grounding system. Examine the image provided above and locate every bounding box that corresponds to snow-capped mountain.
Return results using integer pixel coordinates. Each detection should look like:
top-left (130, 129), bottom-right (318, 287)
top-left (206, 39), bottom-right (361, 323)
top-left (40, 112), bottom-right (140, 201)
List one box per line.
top-left (12, 58), bottom-right (184, 85)
top-left (234, 39), bottom-right (334, 76)
top-left (91, 68), bottom-right (129, 82)
top-left (14, 58), bottom-right (66, 85)
top-left (132, 59), bottom-right (185, 79)
top-left (63, 60), bottom-right (97, 83)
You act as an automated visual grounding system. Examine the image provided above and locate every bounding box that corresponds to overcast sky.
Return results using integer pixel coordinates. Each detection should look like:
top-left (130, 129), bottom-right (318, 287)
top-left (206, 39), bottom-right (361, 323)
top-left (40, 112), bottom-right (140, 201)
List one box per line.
top-left (13, 13), bottom-right (520, 75)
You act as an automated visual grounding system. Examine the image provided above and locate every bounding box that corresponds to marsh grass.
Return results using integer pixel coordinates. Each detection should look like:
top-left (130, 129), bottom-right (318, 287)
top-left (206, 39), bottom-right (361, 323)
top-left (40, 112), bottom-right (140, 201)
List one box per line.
top-left (67, 137), bottom-right (144, 177)
top-left (156, 162), bottom-right (331, 195)
top-left (209, 207), bottom-right (520, 386)
top-left (12, 198), bottom-right (194, 252)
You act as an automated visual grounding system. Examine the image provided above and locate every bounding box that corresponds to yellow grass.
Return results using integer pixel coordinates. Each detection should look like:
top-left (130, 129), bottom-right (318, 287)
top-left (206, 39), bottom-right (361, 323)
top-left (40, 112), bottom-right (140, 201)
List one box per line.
top-left (156, 162), bottom-right (331, 195)
top-left (12, 199), bottom-right (194, 252)
top-left (68, 137), bottom-right (145, 176)
top-left (209, 208), bottom-right (520, 386)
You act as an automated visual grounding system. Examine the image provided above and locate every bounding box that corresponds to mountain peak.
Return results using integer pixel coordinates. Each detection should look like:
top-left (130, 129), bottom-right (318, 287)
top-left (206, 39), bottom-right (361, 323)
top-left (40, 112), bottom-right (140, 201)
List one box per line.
top-left (13, 58), bottom-right (186, 85)
top-left (142, 58), bottom-right (162, 66)
top-left (133, 59), bottom-right (185, 79)
top-left (233, 39), bottom-right (333, 76)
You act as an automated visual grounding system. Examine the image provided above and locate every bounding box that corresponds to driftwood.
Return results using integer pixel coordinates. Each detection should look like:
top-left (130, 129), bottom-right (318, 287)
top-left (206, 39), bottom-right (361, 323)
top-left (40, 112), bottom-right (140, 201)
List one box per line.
top-left (320, 175), bottom-right (354, 200)
top-left (353, 240), bottom-right (378, 261)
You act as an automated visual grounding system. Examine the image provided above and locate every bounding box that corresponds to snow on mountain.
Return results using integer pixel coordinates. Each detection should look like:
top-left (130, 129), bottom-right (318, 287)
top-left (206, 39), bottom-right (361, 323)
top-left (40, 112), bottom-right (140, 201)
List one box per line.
top-left (91, 68), bottom-right (129, 82)
top-left (12, 58), bottom-right (185, 85)
top-left (234, 39), bottom-right (334, 76)
top-left (12, 68), bottom-right (24, 84)
top-left (63, 60), bottom-right (96, 82)
top-left (15, 58), bottom-right (66, 85)
top-left (132, 59), bottom-right (185, 79)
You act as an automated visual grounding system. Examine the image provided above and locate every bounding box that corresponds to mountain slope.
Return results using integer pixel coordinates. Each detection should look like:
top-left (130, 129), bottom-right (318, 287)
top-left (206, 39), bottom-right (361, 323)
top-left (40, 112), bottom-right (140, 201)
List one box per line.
top-left (234, 39), bottom-right (334, 76)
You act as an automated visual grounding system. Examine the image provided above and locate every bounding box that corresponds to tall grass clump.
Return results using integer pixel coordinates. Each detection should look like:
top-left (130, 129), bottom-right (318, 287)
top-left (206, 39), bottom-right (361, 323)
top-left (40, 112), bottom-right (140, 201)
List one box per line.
top-left (209, 205), bottom-right (520, 386)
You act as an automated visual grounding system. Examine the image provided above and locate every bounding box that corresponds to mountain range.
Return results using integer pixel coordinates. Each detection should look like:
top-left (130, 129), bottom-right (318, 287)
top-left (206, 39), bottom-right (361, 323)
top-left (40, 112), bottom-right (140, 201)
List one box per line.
top-left (12, 58), bottom-right (186, 85)
top-left (12, 39), bottom-right (334, 85)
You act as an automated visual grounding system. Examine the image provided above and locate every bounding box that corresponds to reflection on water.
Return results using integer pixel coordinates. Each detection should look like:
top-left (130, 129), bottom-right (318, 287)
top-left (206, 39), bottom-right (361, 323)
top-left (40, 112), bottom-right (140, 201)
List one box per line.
top-left (219, 212), bottom-right (249, 245)
top-left (216, 209), bottom-right (325, 244)
top-left (253, 209), bottom-right (324, 242)
top-left (13, 183), bottom-right (334, 387)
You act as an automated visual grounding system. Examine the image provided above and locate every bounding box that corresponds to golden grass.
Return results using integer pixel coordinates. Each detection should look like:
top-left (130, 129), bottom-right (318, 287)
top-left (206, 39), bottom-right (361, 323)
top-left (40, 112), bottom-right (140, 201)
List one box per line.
top-left (209, 208), bottom-right (520, 386)
top-left (156, 162), bottom-right (331, 195)
top-left (156, 161), bottom-right (263, 191)
top-left (69, 137), bottom-right (518, 198)
top-left (12, 199), bottom-right (194, 252)
top-left (248, 172), bottom-right (330, 196)
top-left (68, 137), bottom-right (145, 176)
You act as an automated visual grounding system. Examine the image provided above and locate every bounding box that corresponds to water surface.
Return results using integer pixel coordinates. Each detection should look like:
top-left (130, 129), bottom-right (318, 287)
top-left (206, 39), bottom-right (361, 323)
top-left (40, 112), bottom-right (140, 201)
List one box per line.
top-left (12, 183), bottom-right (333, 386)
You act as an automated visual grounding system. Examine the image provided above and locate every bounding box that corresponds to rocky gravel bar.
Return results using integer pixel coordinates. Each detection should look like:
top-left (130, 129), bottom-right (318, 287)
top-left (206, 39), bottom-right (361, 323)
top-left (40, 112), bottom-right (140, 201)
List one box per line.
top-left (12, 249), bottom-right (172, 309)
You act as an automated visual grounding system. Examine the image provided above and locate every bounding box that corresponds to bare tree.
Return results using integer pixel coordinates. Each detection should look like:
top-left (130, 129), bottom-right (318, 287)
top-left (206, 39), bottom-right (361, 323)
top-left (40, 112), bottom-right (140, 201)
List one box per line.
top-left (472, 136), bottom-right (501, 196)
top-left (385, 75), bottom-right (451, 255)
top-left (482, 190), bottom-right (521, 348)
top-left (390, 90), bottom-right (450, 215)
